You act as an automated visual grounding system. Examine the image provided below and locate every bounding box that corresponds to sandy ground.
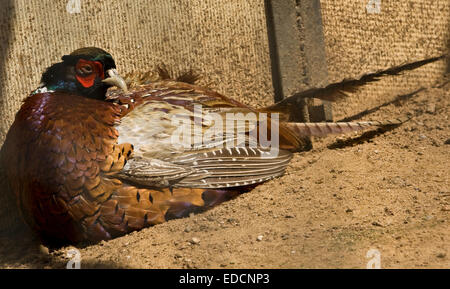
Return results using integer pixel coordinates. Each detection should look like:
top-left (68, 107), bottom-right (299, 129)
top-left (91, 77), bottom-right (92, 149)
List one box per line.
top-left (0, 77), bottom-right (448, 269)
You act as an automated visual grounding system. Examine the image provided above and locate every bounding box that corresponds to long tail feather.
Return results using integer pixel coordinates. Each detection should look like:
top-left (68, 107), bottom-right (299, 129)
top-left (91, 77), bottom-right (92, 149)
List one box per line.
top-left (285, 117), bottom-right (408, 137)
top-left (264, 55), bottom-right (447, 115)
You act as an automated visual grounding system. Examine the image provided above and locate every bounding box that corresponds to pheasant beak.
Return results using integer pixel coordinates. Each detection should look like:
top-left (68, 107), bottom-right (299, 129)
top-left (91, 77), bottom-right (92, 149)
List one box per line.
top-left (102, 69), bottom-right (128, 92)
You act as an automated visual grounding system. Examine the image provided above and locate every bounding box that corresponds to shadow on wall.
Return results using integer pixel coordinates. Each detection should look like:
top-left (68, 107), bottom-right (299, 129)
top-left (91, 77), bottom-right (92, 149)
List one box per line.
top-left (446, 16), bottom-right (450, 74)
top-left (0, 0), bottom-right (14, 111)
top-left (447, 34), bottom-right (450, 74)
top-left (0, 0), bottom-right (29, 240)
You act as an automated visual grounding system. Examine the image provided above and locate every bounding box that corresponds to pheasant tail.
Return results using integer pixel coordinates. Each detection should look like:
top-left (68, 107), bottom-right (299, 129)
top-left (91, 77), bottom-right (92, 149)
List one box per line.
top-left (264, 55), bottom-right (446, 119)
top-left (285, 117), bottom-right (409, 137)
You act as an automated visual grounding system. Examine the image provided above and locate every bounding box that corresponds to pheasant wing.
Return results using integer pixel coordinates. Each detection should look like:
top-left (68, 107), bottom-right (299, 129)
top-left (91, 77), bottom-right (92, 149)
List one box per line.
top-left (112, 82), bottom-right (295, 188)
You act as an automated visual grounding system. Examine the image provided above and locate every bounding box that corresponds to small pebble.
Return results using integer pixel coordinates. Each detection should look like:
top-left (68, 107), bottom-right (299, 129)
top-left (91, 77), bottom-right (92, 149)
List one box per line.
top-left (256, 235), bottom-right (264, 241)
top-left (190, 237), bottom-right (200, 244)
top-left (426, 103), bottom-right (436, 114)
top-left (437, 253), bottom-right (446, 259)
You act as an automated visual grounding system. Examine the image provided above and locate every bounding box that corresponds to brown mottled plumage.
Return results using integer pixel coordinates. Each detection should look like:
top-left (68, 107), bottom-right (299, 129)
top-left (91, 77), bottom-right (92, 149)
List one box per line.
top-left (0, 48), bottom-right (444, 245)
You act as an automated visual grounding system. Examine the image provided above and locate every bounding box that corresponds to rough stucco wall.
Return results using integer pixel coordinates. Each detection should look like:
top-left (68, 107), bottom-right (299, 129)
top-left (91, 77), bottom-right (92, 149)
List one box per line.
top-left (0, 0), bottom-right (273, 145)
top-left (320, 0), bottom-right (449, 119)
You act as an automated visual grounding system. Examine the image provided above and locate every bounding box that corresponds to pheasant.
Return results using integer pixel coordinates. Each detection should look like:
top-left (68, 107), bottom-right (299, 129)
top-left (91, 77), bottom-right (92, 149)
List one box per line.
top-left (0, 47), bottom-right (444, 246)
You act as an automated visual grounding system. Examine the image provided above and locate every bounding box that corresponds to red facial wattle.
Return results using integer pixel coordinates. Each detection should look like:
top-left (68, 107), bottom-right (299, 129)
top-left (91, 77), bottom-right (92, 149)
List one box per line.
top-left (75, 59), bottom-right (104, 88)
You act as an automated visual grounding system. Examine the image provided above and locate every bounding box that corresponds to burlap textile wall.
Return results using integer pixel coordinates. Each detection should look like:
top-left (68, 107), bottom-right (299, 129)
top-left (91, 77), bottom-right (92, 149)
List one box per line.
top-left (320, 0), bottom-right (449, 117)
top-left (0, 0), bottom-right (448, 233)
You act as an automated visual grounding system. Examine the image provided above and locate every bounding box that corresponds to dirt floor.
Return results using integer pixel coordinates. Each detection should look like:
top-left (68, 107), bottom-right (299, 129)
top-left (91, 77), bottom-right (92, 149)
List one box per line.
top-left (0, 76), bottom-right (449, 269)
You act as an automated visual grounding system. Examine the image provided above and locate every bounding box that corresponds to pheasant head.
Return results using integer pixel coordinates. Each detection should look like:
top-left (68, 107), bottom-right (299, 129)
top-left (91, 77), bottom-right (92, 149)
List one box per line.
top-left (38, 47), bottom-right (127, 100)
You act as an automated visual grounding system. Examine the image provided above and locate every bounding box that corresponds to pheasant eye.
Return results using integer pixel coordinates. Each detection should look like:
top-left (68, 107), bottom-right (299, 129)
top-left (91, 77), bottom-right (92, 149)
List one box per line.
top-left (76, 61), bottom-right (94, 76)
top-left (80, 65), bottom-right (92, 74)
top-left (75, 59), bottom-right (103, 88)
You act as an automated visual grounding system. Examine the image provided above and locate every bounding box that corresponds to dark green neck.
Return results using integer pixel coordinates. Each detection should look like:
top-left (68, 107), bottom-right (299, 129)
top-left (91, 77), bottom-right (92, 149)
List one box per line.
top-left (40, 62), bottom-right (107, 100)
